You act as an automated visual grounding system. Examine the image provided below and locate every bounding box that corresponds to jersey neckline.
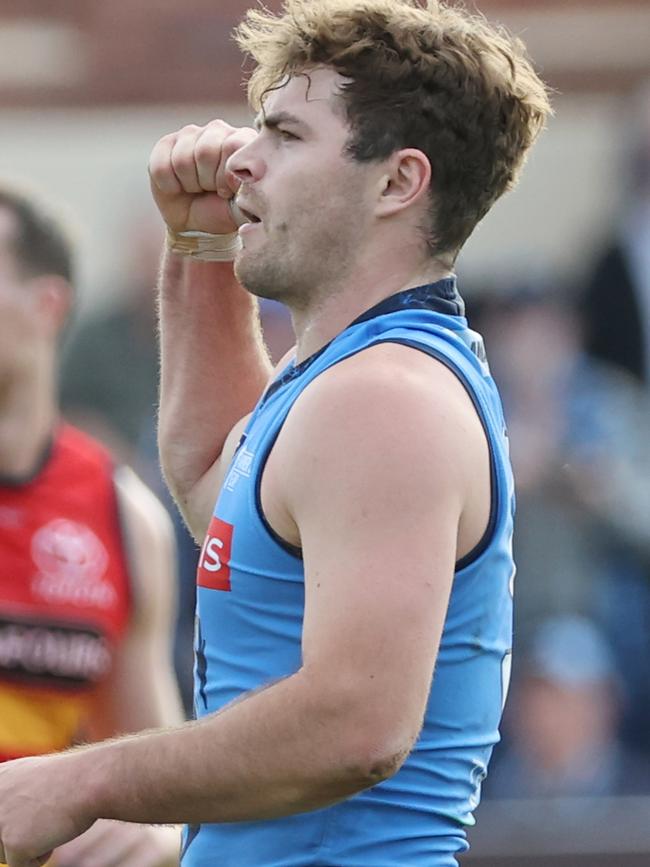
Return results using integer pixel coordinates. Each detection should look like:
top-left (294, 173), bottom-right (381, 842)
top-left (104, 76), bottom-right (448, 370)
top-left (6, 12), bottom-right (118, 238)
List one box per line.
top-left (262, 278), bottom-right (464, 407)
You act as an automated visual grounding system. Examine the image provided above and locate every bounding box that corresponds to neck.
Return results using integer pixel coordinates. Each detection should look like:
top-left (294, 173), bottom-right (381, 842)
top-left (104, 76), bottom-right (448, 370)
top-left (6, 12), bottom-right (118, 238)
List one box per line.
top-left (291, 246), bottom-right (454, 363)
top-left (0, 372), bottom-right (58, 480)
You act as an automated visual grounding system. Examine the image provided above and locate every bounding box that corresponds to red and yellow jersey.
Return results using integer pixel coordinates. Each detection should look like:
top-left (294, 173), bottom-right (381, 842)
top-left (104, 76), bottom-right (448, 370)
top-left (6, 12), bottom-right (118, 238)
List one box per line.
top-left (0, 423), bottom-right (131, 762)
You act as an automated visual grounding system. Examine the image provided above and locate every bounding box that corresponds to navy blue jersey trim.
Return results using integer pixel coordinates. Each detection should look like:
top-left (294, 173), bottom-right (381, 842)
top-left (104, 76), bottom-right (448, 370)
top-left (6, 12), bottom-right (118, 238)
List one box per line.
top-left (254, 432), bottom-right (303, 560)
top-left (380, 338), bottom-right (499, 570)
top-left (253, 280), bottom-right (469, 562)
top-left (260, 279), bottom-right (464, 409)
top-left (351, 278), bottom-right (464, 324)
top-left (261, 343), bottom-right (329, 408)
top-left (254, 330), bottom-right (495, 568)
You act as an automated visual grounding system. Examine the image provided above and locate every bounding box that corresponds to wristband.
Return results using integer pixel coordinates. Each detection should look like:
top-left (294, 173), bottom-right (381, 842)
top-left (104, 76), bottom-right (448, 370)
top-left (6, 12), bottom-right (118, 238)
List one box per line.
top-left (166, 228), bottom-right (242, 262)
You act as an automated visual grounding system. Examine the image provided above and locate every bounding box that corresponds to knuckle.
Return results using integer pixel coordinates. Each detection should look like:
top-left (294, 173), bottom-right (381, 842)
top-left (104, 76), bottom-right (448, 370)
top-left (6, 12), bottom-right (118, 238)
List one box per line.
top-left (223, 127), bottom-right (256, 157)
top-left (170, 147), bottom-right (196, 174)
top-left (206, 118), bottom-right (231, 132)
top-left (148, 140), bottom-right (176, 177)
top-left (150, 133), bottom-right (175, 155)
top-left (148, 162), bottom-right (179, 193)
top-left (148, 158), bottom-right (167, 180)
top-left (228, 126), bottom-right (253, 145)
top-left (194, 138), bottom-right (218, 163)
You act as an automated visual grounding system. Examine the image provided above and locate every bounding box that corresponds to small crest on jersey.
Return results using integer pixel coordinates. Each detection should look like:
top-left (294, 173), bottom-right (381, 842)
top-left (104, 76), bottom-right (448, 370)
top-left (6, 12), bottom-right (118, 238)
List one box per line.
top-left (30, 518), bottom-right (116, 609)
top-left (224, 446), bottom-right (255, 492)
top-left (460, 328), bottom-right (489, 371)
top-left (197, 516), bottom-right (234, 591)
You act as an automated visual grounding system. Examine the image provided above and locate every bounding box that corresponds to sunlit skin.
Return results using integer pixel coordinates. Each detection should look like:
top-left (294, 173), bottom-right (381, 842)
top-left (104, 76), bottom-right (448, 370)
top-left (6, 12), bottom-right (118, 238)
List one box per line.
top-left (0, 66), bottom-right (492, 867)
top-left (229, 72), bottom-right (373, 310)
top-left (228, 68), bottom-right (449, 361)
top-left (148, 67), bottom-right (449, 366)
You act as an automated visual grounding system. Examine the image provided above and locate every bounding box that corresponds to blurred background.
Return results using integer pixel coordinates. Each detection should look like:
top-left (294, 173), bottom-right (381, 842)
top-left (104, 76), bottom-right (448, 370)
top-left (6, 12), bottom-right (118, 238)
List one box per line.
top-left (2, 1), bottom-right (649, 862)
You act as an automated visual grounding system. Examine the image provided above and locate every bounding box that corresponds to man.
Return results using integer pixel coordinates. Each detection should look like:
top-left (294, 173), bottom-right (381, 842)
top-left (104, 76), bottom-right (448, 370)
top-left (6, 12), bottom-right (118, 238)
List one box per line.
top-left (0, 2), bottom-right (551, 865)
top-left (0, 187), bottom-right (182, 865)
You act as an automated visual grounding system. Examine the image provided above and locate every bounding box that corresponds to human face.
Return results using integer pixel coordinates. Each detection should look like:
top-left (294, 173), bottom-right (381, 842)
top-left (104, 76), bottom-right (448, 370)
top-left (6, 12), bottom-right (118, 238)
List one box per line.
top-left (0, 210), bottom-right (40, 380)
top-left (227, 68), bottom-right (376, 307)
top-left (0, 208), bottom-right (60, 385)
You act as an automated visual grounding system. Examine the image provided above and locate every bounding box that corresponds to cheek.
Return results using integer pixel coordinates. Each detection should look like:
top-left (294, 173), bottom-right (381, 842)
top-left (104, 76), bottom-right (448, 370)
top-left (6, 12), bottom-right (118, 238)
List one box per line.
top-left (284, 166), bottom-right (353, 216)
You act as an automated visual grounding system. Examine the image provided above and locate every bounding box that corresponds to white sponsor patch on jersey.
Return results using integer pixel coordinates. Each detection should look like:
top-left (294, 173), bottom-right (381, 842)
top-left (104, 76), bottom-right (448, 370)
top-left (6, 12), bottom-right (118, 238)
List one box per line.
top-left (30, 518), bottom-right (116, 609)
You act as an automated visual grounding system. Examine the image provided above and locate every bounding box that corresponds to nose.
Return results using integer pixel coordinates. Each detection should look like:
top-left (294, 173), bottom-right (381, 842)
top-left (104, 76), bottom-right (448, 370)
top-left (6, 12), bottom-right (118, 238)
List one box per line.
top-left (226, 138), bottom-right (266, 186)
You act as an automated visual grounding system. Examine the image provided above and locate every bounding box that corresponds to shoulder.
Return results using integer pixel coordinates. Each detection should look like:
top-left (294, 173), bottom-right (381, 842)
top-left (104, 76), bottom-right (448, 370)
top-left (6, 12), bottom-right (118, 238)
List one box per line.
top-left (113, 465), bottom-right (174, 548)
top-left (113, 466), bottom-right (176, 612)
top-left (293, 341), bottom-right (481, 450)
top-left (276, 342), bottom-right (486, 506)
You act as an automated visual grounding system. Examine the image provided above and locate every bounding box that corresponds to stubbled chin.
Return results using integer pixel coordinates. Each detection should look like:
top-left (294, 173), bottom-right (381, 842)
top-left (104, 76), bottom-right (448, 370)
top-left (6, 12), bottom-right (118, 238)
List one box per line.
top-left (234, 249), bottom-right (290, 303)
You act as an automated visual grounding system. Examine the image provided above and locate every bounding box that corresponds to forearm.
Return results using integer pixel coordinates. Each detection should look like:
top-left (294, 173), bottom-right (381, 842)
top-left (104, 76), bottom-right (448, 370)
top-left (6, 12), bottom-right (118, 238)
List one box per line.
top-left (158, 250), bottom-right (272, 500)
top-left (75, 672), bottom-right (392, 826)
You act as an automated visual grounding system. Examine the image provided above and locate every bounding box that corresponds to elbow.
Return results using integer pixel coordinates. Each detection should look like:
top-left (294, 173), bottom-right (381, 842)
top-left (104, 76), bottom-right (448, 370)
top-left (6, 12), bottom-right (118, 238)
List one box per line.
top-left (337, 727), bottom-right (416, 792)
top-left (351, 753), bottom-right (408, 792)
top-left (300, 671), bottom-right (420, 797)
top-left (298, 739), bottom-right (411, 811)
top-left (357, 740), bottom-right (413, 787)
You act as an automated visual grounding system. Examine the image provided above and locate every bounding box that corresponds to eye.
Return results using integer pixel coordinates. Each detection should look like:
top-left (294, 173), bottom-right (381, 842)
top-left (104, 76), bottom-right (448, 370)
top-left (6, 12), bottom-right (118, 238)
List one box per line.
top-left (277, 128), bottom-right (299, 141)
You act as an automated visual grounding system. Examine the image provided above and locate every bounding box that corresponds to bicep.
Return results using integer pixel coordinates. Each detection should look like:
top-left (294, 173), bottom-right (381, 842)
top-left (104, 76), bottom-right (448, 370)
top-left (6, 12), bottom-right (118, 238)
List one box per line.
top-left (280, 355), bottom-right (472, 742)
top-left (298, 448), bottom-right (460, 738)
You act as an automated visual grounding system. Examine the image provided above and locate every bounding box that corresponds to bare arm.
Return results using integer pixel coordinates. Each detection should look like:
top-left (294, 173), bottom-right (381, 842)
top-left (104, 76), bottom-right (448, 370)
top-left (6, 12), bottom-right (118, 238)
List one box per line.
top-left (0, 349), bottom-right (489, 864)
top-left (150, 121), bottom-right (273, 539)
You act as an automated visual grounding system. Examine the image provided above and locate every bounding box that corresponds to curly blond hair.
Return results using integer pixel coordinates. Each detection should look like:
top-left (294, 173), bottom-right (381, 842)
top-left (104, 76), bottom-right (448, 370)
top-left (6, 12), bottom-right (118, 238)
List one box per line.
top-left (235, 0), bottom-right (551, 257)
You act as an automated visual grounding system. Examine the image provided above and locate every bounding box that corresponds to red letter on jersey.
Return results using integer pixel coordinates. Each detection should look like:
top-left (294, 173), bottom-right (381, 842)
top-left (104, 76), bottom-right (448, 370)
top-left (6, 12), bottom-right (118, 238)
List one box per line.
top-left (197, 517), bottom-right (234, 591)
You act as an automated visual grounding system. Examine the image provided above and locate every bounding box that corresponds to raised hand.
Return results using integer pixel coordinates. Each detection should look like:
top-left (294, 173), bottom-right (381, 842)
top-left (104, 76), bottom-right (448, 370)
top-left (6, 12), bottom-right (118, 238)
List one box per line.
top-left (148, 120), bottom-right (257, 234)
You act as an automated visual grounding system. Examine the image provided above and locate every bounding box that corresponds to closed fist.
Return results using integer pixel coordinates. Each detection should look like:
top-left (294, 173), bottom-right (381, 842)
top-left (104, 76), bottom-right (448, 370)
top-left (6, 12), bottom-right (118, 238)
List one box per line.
top-left (148, 120), bottom-right (257, 234)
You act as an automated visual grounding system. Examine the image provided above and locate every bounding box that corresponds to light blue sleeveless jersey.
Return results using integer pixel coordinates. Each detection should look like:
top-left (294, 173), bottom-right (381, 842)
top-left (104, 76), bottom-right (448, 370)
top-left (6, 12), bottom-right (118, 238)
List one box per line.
top-left (182, 279), bottom-right (515, 866)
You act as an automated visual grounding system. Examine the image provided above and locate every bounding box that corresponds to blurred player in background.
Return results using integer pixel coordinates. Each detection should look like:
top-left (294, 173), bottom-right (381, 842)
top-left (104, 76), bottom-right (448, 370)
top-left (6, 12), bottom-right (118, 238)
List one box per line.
top-left (0, 186), bottom-right (182, 865)
top-left (0, 2), bottom-right (550, 866)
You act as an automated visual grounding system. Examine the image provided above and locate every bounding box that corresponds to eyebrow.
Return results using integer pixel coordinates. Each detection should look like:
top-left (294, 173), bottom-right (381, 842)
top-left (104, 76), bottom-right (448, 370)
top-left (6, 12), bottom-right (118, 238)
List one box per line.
top-left (255, 111), bottom-right (307, 132)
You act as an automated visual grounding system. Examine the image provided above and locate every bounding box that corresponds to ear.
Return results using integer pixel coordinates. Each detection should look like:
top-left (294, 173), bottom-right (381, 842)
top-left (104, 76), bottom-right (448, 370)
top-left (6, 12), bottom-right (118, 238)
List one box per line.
top-left (31, 275), bottom-right (74, 337)
top-left (374, 148), bottom-right (432, 219)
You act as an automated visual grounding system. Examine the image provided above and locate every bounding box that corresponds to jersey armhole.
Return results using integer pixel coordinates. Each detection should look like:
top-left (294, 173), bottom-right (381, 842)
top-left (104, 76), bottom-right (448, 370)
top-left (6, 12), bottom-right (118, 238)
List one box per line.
top-left (252, 336), bottom-right (501, 570)
top-left (379, 337), bottom-right (499, 571)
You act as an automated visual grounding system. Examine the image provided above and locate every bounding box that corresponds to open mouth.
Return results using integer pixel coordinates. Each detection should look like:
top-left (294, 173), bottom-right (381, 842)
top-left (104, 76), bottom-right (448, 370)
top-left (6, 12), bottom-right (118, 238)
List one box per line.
top-left (241, 209), bottom-right (261, 224)
top-left (230, 199), bottom-right (262, 226)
